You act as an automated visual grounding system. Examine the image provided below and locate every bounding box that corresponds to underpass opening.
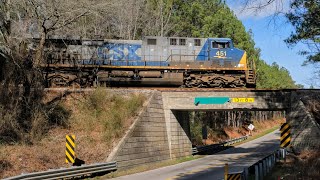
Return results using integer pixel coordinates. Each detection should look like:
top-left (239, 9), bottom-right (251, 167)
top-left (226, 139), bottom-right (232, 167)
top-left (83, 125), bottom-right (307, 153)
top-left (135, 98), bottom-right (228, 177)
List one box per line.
top-left (169, 109), bottom-right (285, 158)
top-left (189, 110), bottom-right (285, 146)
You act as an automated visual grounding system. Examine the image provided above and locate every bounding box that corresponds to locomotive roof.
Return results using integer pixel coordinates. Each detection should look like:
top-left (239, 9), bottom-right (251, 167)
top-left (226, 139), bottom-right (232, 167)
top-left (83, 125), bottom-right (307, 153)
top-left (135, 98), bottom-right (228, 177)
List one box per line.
top-left (209, 38), bottom-right (232, 42)
top-left (31, 35), bottom-right (233, 42)
top-left (144, 36), bottom-right (232, 42)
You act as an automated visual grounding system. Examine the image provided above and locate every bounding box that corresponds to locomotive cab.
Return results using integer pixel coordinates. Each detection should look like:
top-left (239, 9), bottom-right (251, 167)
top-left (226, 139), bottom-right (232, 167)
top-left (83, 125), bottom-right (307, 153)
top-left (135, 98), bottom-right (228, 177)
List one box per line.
top-left (206, 38), bottom-right (247, 69)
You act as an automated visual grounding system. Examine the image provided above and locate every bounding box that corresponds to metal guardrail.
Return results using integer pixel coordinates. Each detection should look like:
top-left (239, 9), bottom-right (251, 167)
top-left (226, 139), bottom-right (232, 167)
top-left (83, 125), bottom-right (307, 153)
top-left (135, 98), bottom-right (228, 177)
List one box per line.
top-left (192, 143), bottom-right (223, 154)
top-left (4, 161), bottom-right (117, 180)
top-left (192, 135), bottom-right (248, 155)
top-left (223, 149), bottom-right (284, 180)
top-left (223, 135), bottom-right (248, 146)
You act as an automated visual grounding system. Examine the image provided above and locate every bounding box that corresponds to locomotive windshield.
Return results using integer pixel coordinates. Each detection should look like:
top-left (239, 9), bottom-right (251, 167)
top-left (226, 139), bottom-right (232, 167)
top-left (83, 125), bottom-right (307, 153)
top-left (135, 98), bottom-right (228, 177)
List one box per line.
top-left (212, 41), bottom-right (231, 48)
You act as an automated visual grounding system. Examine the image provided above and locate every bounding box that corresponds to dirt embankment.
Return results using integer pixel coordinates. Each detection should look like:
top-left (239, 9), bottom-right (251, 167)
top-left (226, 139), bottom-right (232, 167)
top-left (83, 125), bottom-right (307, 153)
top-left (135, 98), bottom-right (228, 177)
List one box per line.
top-left (269, 149), bottom-right (320, 179)
top-left (0, 89), bottom-right (148, 179)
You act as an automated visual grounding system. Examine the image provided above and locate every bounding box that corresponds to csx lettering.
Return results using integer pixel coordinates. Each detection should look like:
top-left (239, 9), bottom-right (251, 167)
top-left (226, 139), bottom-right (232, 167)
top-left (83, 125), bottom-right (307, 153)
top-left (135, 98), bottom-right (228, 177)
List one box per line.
top-left (98, 44), bottom-right (141, 60)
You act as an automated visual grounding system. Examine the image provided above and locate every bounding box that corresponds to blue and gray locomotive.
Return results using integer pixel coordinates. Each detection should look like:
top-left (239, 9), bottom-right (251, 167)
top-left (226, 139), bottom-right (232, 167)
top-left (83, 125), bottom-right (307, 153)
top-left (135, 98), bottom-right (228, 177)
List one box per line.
top-left (43, 36), bottom-right (256, 88)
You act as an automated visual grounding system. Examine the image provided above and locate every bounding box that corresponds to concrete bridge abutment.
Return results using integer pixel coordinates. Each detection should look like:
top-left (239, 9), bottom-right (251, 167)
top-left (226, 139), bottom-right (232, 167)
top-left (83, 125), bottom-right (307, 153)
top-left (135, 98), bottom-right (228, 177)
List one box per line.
top-left (108, 89), bottom-right (320, 169)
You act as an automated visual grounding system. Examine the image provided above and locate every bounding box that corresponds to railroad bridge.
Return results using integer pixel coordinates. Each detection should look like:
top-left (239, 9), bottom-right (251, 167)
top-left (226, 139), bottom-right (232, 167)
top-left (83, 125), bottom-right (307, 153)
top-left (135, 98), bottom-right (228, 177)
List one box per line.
top-left (101, 89), bottom-right (320, 169)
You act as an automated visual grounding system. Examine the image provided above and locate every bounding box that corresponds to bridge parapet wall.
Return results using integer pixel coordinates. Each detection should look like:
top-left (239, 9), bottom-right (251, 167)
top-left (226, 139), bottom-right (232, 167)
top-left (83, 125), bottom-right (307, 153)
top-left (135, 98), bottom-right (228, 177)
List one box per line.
top-left (162, 91), bottom-right (290, 110)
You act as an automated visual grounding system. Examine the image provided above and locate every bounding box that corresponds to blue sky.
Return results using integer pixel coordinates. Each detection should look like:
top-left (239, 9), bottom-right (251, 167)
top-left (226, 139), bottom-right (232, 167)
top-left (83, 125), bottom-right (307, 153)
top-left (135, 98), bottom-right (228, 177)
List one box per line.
top-left (226, 0), bottom-right (318, 88)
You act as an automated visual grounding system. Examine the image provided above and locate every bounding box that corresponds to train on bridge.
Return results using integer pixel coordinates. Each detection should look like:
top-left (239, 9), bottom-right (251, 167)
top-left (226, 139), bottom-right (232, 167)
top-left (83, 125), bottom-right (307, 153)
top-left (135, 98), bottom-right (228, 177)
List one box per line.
top-left (39, 36), bottom-right (256, 88)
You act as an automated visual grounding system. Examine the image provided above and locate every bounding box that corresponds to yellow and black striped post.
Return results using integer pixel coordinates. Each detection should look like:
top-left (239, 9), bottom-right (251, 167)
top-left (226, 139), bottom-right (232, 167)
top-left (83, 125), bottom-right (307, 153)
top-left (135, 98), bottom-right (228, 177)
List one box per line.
top-left (225, 163), bottom-right (242, 180)
top-left (280, 123), bottom-right (291, 148)
top-left (227, 173), bottom-right (241, 180)
top-left (66, 135), bottom-right (75, 164)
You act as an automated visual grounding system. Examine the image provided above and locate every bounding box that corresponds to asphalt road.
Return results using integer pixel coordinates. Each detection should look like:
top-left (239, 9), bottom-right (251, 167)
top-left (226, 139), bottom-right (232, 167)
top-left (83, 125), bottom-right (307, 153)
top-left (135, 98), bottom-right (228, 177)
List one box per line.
top-left (111, 130), bottom-right (280, 180)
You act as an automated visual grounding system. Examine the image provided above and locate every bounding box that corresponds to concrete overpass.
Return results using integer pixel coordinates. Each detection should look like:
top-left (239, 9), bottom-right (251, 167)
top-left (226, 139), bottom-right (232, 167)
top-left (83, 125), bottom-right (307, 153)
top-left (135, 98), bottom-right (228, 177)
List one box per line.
top-left (105, 89), bottom-right (320, 169)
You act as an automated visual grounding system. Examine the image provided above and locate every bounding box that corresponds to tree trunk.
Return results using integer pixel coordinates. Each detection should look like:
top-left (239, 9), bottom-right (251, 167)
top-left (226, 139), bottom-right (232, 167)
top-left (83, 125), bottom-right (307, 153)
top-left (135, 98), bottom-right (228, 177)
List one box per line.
top-left (35, 29), bottom-right (46, 68)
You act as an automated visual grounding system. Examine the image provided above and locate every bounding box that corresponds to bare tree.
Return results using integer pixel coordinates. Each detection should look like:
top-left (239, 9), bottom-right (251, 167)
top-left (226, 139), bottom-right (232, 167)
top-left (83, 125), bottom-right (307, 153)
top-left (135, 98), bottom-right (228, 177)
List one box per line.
top-left (143, 0), bottom-right (174, 37)
top-left (0, 0), bottom-right (94, 144)
top-left (14, 0), bottom-right (90, 67)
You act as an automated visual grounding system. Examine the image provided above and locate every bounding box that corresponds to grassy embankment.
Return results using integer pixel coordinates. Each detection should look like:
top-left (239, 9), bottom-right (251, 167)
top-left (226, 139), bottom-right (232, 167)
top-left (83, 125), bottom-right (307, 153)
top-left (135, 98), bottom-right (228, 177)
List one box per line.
top-left (0, 88), bottom-right (146, 179)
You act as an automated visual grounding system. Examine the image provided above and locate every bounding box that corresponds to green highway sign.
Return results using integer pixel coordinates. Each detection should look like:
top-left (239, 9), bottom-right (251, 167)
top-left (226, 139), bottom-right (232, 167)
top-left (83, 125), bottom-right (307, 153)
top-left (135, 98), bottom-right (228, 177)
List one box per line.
top-left (194, 97), bottom-right (230, 105)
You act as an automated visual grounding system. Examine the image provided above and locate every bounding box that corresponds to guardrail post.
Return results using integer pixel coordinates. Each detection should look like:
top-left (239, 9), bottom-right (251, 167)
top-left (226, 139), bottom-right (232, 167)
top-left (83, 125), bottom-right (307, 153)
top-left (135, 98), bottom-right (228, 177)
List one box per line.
top-left (259, 162), bottom-right (263, 180)
top-left (280, 148), bottom-right (286, 160)
top-left (266, 157), bottom-right (269, 173)
top-left (267, 157), bottom-right (270, 173)
top-left (263, 159), bottom-right (267, 176)
top-left (268, 156), bottom-right (271, 173)
top-left (224, 163), bottom-right (228, 180)
top-left (255, 164), bottom-right (259, 180)
top-left (244, 167), bottom-right (249, 180)
top-left (277, 150), bottom-right (281, 162)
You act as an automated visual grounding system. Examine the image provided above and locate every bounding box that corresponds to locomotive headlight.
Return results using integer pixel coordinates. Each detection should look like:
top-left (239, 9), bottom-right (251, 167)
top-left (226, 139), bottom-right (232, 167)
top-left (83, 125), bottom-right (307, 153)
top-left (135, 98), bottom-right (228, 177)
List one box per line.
top-left (237, 64), bottom-right (245, 67)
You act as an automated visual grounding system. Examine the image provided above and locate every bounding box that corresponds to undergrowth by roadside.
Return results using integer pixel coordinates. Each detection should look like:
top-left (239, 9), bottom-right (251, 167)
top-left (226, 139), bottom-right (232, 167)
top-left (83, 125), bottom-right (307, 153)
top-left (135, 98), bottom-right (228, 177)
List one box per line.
top-left (267, 149), bottom-right (320, 180)
top-left (0, 89), bottom-right (146, 179)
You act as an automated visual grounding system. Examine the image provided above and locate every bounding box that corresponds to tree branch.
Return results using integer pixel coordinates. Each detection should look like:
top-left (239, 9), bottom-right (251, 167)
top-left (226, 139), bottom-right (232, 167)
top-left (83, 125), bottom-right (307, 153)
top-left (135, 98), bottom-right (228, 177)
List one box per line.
top-left (48, 11), bottom-right (90, 32)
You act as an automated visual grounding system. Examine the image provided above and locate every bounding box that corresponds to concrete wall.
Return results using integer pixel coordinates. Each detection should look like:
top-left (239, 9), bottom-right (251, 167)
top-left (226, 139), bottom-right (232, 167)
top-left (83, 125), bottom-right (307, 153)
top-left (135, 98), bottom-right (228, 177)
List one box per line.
top-left (169, 111), bottom-right (192, 159)
top-left (108, 91), bottom-right (170, 169)
top-left (287, 91), bottom-right (320, 152)
top-left (161, 91), bottom-right (290, 110)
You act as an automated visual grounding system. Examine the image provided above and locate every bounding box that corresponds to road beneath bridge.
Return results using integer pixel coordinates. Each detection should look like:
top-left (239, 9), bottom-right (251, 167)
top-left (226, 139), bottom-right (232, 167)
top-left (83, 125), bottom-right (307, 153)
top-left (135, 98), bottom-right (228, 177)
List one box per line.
top-left (111, 130), bottom-right (279, 180)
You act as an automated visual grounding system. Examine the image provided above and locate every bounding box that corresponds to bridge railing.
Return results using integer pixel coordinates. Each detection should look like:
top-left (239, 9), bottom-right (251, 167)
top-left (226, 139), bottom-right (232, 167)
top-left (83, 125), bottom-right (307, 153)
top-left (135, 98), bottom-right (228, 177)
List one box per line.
top-left (224, 149), bottom-right (285, 180)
